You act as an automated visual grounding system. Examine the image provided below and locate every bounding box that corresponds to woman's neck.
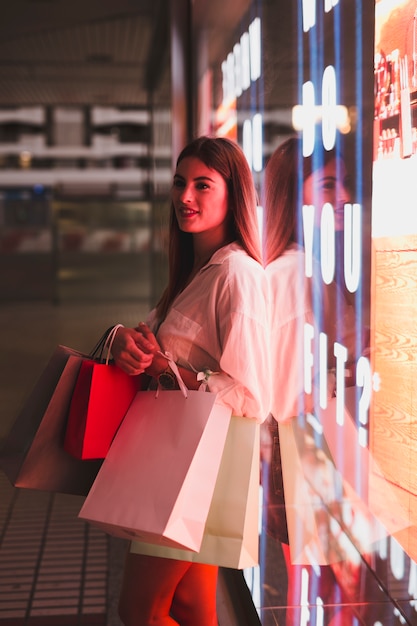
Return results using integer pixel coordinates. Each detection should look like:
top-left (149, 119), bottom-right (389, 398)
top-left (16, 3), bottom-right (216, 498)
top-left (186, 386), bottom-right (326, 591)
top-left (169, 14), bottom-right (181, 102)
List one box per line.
top-left (193, 247), bottom-right (216, 268)
top-left (192, 232), bottom-right (233, 271)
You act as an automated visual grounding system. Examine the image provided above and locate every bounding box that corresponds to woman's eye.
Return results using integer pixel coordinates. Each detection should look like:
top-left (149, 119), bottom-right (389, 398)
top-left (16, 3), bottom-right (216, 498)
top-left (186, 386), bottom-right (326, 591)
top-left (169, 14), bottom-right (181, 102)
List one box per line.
top-left (173, 179), bottom-right (185, 188)
top-left (196, 182), bottom-right (209, 190)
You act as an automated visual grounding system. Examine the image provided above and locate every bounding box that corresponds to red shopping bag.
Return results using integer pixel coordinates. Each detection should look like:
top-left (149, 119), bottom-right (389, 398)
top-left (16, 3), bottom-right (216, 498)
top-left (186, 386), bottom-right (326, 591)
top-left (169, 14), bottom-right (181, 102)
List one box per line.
top-left (64, 361), bottom-right (143, 460)
top-left (64, 324), bottom-right (144, 460)
top-left (78, 388), bottom-right (232, 552)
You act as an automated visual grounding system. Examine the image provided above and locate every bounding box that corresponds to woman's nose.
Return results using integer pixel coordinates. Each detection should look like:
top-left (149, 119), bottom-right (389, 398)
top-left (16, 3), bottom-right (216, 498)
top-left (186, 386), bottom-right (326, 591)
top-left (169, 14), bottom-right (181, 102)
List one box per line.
top-left (179, 184), bottom-right (193, 203)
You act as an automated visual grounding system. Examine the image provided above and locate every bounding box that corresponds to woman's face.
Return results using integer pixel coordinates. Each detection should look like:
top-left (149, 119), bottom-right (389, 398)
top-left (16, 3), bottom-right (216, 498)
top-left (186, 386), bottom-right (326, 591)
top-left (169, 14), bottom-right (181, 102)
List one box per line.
top-left (303, 157), bottom-right (351, 231)
top-left (172, 156), bottom-right (230, 243)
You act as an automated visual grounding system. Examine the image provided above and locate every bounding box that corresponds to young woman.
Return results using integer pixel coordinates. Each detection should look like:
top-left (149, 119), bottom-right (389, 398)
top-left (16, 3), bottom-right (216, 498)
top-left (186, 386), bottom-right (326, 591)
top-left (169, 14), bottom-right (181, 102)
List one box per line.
top-left (110, 136), bottom-right (271, 625)
top-left (262, 136), bottom-right (360, 625)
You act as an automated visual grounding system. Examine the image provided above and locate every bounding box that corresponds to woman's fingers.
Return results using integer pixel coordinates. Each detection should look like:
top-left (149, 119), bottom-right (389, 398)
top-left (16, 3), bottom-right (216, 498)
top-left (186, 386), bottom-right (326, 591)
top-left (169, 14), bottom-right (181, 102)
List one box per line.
top-left (136, 322), bottom-right (160, 351)
top-left (111, 326), bottom-right (155, 374)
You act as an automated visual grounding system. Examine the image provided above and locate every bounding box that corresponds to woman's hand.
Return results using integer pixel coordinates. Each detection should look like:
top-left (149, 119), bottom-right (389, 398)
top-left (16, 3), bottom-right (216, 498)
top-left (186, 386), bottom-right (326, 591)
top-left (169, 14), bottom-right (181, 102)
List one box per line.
top-left (135, 322), bottom-right (170, 379)
top-left (110, 323), bottom-right (169, 379)
top-left (112, 322), bottom-right (200, 387)
top-left (110, 325), bottom-right (155, 375)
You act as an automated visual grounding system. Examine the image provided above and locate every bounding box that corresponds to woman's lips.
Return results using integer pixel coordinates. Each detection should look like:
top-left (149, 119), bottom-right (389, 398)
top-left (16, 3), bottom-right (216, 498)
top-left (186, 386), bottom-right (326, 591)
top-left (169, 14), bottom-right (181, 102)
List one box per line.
top-left (178, 207), bottom-right (199, 217)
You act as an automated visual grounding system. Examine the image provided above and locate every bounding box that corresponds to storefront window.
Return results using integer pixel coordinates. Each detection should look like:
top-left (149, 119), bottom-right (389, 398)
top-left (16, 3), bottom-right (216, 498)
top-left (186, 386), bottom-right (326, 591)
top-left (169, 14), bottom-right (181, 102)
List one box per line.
top-left (193, 1), bottom-right (417, 624)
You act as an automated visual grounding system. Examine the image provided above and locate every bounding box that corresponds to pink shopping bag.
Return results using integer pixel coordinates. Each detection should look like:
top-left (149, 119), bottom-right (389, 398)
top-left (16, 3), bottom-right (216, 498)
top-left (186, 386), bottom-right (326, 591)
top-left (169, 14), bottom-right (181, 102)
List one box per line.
top-left (131, 416), bottom-right (261, 569)
top-left (79, 388), bottom-right (231, 552)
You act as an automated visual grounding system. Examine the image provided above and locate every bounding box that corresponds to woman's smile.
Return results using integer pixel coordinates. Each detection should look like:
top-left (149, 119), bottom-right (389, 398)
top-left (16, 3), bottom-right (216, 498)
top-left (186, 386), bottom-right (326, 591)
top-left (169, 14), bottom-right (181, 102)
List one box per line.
top-left (178, 205), bottom-right (199, 217)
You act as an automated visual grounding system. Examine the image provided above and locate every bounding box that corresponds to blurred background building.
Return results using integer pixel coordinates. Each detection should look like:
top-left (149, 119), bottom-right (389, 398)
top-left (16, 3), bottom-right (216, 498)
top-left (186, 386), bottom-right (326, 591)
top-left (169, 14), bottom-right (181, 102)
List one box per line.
top-left (0, 0), bottom-right (174, 307)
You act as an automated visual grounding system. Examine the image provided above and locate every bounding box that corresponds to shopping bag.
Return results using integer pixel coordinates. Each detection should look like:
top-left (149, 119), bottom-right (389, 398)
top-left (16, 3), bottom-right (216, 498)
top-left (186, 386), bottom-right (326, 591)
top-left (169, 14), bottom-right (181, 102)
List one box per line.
top-left (190, 415), bottom-right (260, 568)
top-left (130, 416), bottom-right (261, 569)
top-left (278, 413), bottom-right (402, 571)
top-left (63, 361), bottom-right (143, 460)
top-left (64, 323), bottom-right (143, 460)
top-left (79, 388), bottom-right (232, 551)
top-left (0, 346), bottom-right (102, 495)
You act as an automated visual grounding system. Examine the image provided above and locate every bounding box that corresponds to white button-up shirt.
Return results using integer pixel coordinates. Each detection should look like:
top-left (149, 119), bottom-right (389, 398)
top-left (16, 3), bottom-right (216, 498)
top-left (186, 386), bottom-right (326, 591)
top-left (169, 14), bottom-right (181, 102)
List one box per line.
top-left (148, 242), bottom-right (271, 422)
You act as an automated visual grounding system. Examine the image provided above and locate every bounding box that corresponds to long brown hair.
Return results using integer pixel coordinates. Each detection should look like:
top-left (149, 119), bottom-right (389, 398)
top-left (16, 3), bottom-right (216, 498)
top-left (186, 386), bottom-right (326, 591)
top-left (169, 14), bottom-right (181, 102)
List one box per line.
top-left (263, 136), bottom-right (339, 265)
top-left (156, 136), bottom-right (261, 321)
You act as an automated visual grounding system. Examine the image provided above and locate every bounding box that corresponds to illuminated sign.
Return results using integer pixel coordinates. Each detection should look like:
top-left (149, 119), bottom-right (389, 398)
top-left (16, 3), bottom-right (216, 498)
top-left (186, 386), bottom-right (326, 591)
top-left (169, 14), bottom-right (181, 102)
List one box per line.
top-left (298, 0), bottom-right (373, 439)
top-left (284, 0), bottom-right (417, 622)
top-left (221, 17), bottom-right (261, 105)
top-left (259, 0), bottom-right (414, 622)
top-left (302, 0), bottom-right (340, 32)
top-left (198, 0), bottom-right (417, 621)
top-left (218, 17), bottom-right (263, 172)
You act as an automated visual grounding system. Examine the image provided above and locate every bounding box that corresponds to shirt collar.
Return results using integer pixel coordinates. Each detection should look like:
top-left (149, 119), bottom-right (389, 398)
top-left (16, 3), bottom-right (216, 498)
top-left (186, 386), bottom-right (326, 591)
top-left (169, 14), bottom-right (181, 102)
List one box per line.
top-left (205, 241), bottom-right (243, 267)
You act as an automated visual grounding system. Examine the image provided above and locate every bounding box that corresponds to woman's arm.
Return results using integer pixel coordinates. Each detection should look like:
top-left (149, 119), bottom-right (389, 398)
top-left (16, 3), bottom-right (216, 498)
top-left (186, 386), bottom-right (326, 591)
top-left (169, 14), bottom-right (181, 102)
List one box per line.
top-left (111, 323), bottom-right (202, 390)
top-left (136, 323), bottom-right (203, 390)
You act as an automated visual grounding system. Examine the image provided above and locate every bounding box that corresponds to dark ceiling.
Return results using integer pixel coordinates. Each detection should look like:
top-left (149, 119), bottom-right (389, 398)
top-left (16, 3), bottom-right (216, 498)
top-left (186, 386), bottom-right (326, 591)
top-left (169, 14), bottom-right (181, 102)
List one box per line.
top-left (0, 0), bottom-right (300, 112)
top-left (0, 0), bottom-right (170, 107)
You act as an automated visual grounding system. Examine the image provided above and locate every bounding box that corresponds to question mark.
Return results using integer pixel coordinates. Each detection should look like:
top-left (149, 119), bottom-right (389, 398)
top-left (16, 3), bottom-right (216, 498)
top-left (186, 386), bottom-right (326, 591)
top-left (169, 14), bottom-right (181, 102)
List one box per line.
top-left (357, 356), bottom-right (372, 447)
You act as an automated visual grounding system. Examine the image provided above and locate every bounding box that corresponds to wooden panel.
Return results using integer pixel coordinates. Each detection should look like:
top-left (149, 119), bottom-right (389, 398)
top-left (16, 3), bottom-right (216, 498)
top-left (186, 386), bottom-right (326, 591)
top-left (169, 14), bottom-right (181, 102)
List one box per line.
top-left (370, 240), bottom-right (417, 498)
top-left (372, 473), bottom-right (417, 563)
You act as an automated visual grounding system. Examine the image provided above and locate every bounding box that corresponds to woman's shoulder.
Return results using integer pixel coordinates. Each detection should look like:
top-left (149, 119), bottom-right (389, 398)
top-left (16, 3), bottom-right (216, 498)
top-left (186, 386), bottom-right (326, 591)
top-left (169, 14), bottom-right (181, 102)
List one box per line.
top-left (208, 243), bottom-right (267, 307)
top-left (222, 246), bottom-right (267, 292)
top-left (213, 242), bottom-right (264, 273)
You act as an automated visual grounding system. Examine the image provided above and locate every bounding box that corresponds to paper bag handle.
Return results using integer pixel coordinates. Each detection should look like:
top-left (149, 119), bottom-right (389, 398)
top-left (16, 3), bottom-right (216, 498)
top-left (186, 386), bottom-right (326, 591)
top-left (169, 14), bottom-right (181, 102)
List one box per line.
top-left (104, 324), bottom-right (125, 365)
top-left (103, 327), bottom-right (188, 399)
top-left (157, 351), bottom-right (188, 399)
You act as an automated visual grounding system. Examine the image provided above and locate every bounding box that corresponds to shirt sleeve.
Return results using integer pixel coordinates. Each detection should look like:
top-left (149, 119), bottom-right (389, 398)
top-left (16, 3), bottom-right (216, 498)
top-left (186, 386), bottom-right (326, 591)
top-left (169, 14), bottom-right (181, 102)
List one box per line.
top-left (205, 259), bottom-right (271, 423)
